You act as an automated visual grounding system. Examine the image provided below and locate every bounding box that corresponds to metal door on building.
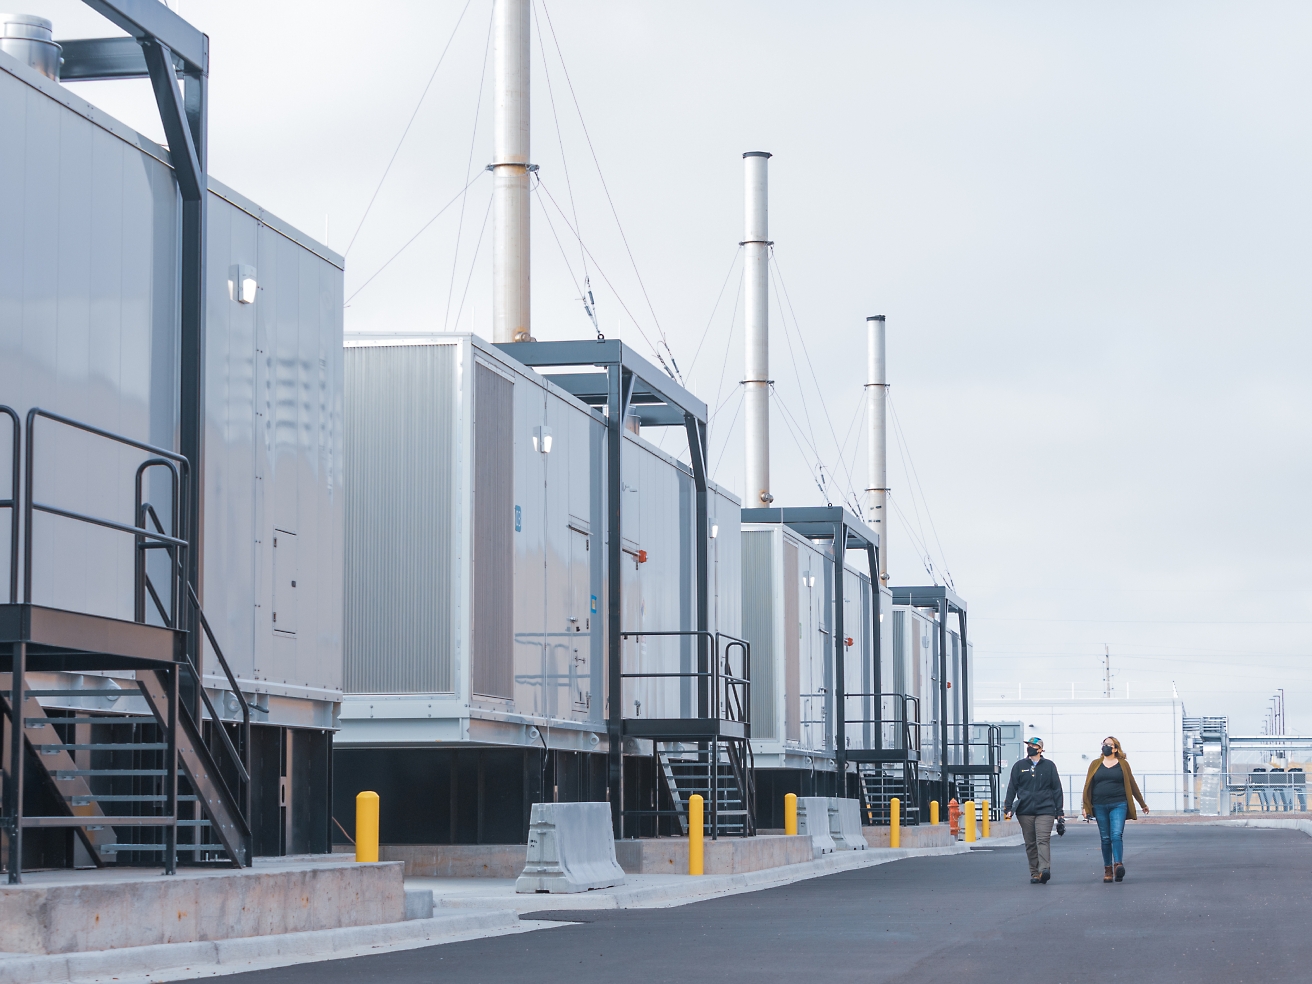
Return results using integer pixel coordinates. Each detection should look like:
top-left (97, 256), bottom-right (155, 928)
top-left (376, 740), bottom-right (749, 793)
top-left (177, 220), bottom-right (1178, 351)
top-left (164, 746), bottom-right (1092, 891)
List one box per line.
top-left (569, 527), bottom-right (591, 711)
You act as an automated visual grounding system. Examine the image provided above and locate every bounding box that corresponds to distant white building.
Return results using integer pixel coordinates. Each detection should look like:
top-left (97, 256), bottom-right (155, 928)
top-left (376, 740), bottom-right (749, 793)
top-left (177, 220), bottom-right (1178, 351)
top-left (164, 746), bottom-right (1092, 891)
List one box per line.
top-left (975, 696), bottom-right (1185, 813)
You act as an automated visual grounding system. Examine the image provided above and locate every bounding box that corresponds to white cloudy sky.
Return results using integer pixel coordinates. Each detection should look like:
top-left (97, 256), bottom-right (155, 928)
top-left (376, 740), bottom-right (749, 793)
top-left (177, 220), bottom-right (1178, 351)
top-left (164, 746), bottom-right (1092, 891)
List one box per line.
top-left (33, 0), bottom-right (1312, 733)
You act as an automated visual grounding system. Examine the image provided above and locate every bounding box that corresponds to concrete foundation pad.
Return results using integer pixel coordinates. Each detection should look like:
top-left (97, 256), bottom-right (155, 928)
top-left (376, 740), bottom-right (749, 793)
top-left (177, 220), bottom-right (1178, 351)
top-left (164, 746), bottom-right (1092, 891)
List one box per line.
top-left (614, 834), bottom-right (813, 874)
top-left (337, 843), bottom-right (528, 878)
top-left (862, 825), bottom-right (956, 849)
top-left (419, 841), bottom-right (972, 914)
top-left (0, 856), bottom-right (405, 955)
top-left (0, 908), bottom-right (538, 984)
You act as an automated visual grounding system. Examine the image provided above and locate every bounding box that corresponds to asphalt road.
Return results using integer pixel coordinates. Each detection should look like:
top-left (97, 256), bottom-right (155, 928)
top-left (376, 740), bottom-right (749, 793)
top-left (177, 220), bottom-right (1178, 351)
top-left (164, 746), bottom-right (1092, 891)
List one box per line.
top-left (233, 823), bottom-right (1312, 984)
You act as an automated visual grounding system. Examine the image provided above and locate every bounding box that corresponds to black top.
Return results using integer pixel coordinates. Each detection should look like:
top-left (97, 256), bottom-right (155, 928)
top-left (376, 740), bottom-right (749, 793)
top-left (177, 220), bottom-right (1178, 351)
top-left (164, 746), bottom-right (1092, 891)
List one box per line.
top-left (1004, 756), bottom-right (1065, 816)
top-left (1091, 762), bottom-right (1127, 804)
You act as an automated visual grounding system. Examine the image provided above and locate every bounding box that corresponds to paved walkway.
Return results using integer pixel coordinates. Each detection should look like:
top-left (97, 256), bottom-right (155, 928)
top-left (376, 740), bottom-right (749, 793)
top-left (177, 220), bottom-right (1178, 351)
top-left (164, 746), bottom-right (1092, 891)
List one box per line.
top-left (228, 822), bottom-right (1312, 983)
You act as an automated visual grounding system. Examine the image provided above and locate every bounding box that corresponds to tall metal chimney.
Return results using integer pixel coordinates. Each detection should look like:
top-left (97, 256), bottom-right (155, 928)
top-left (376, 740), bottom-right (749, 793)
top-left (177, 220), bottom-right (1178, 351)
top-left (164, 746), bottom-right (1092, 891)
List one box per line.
top-left (743, 152), bottom-right (772, 505)
top-left (492, 0), bottom-right (531, 343)
top-left (866, 315), bottom-right (888, 581)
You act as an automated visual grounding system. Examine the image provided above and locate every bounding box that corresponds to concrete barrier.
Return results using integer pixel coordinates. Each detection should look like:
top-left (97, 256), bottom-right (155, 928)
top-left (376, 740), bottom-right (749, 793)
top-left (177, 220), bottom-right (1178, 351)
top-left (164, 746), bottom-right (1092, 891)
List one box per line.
top-left (796, 797), bottom-right (836, 856)
top-left (0, 859), bottom-right (405, 955)
top-left (830, 798), bottom-right (867, 851)
top-left (614, 834), bottom-right (813, 874)
top-left (863, 824), bottom-right (955, 849)
top-left (515, 802), bottom-right (626, 894)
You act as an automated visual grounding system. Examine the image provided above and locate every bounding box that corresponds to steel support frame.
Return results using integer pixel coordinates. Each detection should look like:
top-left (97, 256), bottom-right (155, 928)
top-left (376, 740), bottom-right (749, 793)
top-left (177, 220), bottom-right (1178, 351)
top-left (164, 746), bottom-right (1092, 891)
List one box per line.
top-left (741, 507), bottom-right (881, 791)
top-left (60, 1), bottom-right (210, 693)
top-left (890, 586), bottom-right (968, 810)
top-left (492, 339), bottom-right (711, 840)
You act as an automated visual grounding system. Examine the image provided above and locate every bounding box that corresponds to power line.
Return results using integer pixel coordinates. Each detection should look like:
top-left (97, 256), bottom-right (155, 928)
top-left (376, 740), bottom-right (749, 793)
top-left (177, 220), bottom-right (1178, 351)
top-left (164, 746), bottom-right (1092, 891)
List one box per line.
top-left (535, 177), bottom-right (666, 362)
top-left (343, 0), bottom-right (475, 257)
top-left (887, 392), bottom-right (954, 588)
top-left (538, 0), bottom-right (680, 382)
top-left (344, 173), bottom-right (487, 306)
top-left (443, 4), bottom-right (496, 331)
top-left (688, 248), bottom-right (743, 379)
top-left (450, 189), bottom-right (496, 332)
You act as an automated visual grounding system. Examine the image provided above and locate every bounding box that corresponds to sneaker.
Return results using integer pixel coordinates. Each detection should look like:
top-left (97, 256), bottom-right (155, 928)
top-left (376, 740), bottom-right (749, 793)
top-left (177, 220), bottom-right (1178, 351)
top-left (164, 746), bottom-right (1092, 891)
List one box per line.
top-left (1039, 869), bottom-right (1051, 884)
top-left (1030, 874), bottom-right (1041, 884)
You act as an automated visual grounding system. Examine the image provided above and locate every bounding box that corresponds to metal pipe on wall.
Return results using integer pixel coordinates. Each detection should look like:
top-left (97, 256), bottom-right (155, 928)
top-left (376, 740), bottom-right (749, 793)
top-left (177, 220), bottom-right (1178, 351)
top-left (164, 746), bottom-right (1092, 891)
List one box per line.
top-left (743, 151), bottom-right (772, 505)
top-left (866, 315), bottom-right (887, 583)
top-left (493, 0), bottom-right (531, 343)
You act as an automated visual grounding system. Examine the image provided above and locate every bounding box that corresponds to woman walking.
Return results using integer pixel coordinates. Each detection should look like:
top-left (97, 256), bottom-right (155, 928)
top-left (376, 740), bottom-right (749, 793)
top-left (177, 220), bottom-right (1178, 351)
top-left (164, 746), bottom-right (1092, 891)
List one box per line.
top-left (1081, 736), bottom-right (1149, 882)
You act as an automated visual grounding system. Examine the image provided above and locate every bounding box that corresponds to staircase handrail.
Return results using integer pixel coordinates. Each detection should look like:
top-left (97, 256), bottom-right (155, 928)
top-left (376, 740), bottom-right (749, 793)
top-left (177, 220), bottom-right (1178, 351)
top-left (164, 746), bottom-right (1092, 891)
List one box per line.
top-left (0, 406), bottom-right (17, 604)
top-left (619, 629), bottom-right (725, 721)
top-left (22, 407), bottom-right (188, 606)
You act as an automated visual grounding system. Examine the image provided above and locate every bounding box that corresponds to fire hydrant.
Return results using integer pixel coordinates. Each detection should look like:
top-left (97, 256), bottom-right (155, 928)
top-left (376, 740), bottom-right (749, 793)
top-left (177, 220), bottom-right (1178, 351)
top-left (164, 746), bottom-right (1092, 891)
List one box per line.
top-left (948, 798), bottom-right (961, 838)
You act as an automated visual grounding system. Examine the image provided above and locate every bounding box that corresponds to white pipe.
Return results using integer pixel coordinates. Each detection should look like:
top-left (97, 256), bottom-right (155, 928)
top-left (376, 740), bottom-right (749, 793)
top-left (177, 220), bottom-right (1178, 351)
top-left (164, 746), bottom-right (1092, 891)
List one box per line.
top-left (866, 315), bottom-right (887, 581)
top-left (743, 151), bottom-right (772, 505)
top-left (493, 0), bottom-right (531, 343)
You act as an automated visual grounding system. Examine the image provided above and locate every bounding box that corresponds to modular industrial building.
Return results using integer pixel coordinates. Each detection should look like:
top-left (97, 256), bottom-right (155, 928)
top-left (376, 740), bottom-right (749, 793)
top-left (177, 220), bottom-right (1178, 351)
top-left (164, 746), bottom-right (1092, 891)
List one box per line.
top-left (1, 5), bottom-right (341, 878)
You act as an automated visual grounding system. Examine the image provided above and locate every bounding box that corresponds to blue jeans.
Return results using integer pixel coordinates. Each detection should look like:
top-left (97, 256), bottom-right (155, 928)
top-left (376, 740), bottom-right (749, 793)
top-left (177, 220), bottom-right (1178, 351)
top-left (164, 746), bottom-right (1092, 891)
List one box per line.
top-left (1093, 801), bottom-right (1128, 865)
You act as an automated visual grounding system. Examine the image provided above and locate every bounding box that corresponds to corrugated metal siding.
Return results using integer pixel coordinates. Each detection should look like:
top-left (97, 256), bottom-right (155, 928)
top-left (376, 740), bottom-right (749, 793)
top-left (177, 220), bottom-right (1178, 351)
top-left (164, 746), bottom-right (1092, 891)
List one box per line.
top-left (741, 530), bottom-right (775, 740)
top-left (343, 344), bottom-right (455, 693)
top-left (892, 610), bottom-right (906, 697)
top-left (471, 362), bottom-right (514, 698)
top-left (784, 539), bottom-right (800, 742)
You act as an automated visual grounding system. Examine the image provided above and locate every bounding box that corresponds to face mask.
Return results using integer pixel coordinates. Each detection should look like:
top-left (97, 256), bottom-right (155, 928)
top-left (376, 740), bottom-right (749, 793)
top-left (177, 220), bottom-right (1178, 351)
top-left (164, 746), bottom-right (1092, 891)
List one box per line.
top-left (1028, 746), bottom-right (1040, 757)
top-left (1101, 744), bottom-right (1114, 757)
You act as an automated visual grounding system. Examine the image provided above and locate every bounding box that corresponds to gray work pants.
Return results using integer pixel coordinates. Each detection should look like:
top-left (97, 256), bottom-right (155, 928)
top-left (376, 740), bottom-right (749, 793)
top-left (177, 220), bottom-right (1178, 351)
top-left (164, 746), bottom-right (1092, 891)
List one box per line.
top-left (1019, 814), bottom-right (1056, 875)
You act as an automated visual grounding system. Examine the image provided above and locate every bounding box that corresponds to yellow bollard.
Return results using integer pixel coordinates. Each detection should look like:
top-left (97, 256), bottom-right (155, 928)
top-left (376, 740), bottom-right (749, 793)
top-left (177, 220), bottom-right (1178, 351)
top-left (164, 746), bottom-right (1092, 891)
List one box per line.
top-left (355, 790), bottom-right (379, 863)
top-left (890, 797), bottom-right (901, 848)
top-left (784, 793), bottom-right (798, 836)
top-left (982, 800), bottom-right (991, 839)
top-left (964, 800), bottom-right (976, 843)
top-left (689, 794), bottom-right (704, 875)
top-left (930, 800), bottom-right (940, 825)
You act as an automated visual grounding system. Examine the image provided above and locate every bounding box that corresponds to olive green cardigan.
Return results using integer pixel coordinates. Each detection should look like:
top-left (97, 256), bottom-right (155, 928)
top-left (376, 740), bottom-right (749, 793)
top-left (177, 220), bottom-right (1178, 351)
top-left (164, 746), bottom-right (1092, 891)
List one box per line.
top-left (1082, 756), bottom-right (1149, 819)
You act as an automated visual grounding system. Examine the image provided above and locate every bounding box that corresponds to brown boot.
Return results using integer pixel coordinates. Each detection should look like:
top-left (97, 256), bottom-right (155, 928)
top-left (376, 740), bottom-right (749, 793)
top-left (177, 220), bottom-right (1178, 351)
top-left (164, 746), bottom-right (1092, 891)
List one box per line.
top-left (1114, 862), bottom-right (1125, 882)
top-left (1103, 866), bottom-right (1114, 883)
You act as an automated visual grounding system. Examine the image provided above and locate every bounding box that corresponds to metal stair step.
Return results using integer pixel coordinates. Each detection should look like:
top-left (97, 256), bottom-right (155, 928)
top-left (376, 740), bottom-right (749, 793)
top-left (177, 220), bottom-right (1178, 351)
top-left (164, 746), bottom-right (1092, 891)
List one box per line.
top-left (25, 714), bottom-right (153, 726)
top-left (35, 742), bottom-right (169, 752)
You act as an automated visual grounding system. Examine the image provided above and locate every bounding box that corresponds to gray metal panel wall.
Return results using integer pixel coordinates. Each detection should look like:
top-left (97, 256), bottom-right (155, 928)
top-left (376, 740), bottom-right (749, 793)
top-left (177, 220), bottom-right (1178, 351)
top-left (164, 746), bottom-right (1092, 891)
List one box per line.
top-left (0, 54), bottom-right (178, 615)
top-left (343, 344), bottom-right (456, 693)
top-left (206, 193), bottom-right (344, 694)
top-left (783, 539), bottom-right (800, 743)
top-left (472, 362), bottom-right (514, 698)
top-left (741, 530), bottom-right (775, 740)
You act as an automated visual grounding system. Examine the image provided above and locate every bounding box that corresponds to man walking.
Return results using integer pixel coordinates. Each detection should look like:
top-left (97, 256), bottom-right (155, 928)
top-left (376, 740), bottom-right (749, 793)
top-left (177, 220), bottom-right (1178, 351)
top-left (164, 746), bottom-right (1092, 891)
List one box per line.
top-left (1003, 736), bottom-right (1065, 884)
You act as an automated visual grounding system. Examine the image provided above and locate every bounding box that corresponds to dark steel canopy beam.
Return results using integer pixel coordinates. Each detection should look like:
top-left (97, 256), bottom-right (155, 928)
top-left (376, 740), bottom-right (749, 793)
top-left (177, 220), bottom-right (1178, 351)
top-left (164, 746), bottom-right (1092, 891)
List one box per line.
top-left (77, 0), bottom-right (207, 73)
top-left (57, 36), bottom-right (182, 80)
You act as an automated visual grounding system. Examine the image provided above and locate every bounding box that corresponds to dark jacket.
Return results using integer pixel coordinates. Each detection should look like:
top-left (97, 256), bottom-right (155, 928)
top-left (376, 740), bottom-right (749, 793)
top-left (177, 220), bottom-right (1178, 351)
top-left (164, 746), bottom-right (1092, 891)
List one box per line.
top-left (1081, 756), bottom-right (1148, 820)
top-left (1004, 755), bottom-right (1064, 816)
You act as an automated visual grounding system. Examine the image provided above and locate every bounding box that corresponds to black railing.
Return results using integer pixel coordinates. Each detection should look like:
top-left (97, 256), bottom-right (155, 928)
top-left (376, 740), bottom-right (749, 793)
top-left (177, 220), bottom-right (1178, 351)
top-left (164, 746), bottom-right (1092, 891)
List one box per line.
top-left (0, 407), bottom-right (17, 604)
top-left (13, 406), bottom-right (252, 863)
top-left (618, 629), bottom-right (750, 727)
top-left (843, 692), bottom-right (922, 754)
top-left (22, 408), bottom-right (188, 607)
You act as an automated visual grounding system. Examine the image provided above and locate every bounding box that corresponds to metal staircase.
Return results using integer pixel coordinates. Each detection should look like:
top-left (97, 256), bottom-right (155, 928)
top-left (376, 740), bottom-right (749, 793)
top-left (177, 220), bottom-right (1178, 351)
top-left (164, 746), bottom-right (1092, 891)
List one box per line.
top-left (0, 406), bottom-right (252, 881)
top-left (858, 763), bottom-right (921, 826)
top-left (621, 630), bottom-right (755, 838)
top-left (658, 740), bottom-right (754, 837)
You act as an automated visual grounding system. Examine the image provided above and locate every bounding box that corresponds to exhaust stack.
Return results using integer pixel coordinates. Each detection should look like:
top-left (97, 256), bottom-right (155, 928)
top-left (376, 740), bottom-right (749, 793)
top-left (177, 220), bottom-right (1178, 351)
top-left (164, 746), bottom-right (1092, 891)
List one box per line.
top-left (743, 151), bottom-right (772, 505)
top-left (492, 0), bottom-right (531, 343)
top-left (867, 315), bottom-right (888, 581)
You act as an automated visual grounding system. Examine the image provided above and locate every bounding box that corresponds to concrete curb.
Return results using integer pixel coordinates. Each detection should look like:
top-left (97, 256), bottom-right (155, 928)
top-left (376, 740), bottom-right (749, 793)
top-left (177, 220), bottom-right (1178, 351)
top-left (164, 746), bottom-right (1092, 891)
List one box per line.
top-left (973, 833), bottom-right (1025, 848)
top-left (1192, 818), bottom-right (1312, 837)
top-left (0, 909), bottom-right (531, 984)
top-left (0, 841), bottom-right (990, 983)
top-left (436, 843), bottom-right (973, 913)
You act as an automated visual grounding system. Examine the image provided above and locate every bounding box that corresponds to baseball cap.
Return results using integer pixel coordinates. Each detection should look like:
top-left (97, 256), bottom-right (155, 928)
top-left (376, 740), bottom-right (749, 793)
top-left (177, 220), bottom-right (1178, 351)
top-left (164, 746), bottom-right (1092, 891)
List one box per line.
top-left (1025, 736), bottom-right (1044, 746)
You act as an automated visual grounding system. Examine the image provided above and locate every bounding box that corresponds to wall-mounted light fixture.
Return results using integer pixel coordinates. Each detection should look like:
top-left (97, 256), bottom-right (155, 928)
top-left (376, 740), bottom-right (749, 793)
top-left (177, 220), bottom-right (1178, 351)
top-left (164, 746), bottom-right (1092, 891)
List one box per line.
top-left (228, 264), bottom-right (257, 304)
top-left (531, 425), bottom-right (553, 454)
top-left (709, 524), bottom-right (719, 539)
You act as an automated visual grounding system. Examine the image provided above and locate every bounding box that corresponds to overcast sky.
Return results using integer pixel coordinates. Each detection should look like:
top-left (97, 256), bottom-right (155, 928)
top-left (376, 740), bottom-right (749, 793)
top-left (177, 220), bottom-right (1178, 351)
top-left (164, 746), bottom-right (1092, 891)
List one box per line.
top-left (33, 0), bottom-right (1312, 733)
